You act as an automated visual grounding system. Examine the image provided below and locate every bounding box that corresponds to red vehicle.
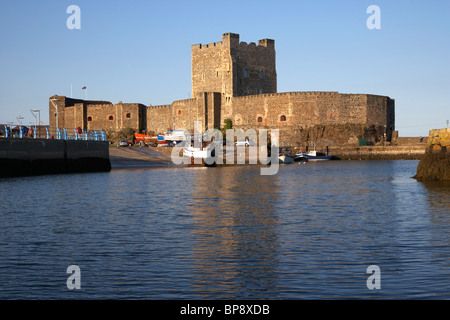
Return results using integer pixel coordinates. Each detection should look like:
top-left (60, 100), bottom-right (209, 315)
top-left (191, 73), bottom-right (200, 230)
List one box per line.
top-left (134, 133), bottom-right (157, 146)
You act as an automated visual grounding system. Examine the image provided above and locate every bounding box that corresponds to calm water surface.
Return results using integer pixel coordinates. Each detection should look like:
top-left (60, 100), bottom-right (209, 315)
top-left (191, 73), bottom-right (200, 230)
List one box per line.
top-left (0, 160), bottom-right (449, 299)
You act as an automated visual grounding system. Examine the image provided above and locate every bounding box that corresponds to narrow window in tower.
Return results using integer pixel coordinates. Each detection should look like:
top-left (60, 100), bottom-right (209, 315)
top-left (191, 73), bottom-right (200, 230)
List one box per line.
top-left (260, 70), bottom-right (264, 79)
top-left (280, 115), bottom-right (287, 122)
top-left (257, 116), bottom-right (263, 123)
top-left (244, 68), bottom-right (248, 78)
top-left (126, 113), bottom-right (131, 118)
top-left (108, 115), bottom-right (114, 121)
top-left (259, 88), bottom-right (263, 95)
top-left (87, 116), bottom-right (92, 122)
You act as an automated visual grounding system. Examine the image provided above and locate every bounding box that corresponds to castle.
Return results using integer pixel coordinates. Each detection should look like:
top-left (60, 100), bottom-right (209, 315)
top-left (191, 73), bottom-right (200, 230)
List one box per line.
top-left (49, 33), bottom-right (395, 147)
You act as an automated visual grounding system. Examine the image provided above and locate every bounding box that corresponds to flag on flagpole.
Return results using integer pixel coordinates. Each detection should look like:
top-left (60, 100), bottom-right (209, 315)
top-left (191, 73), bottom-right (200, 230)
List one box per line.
top-left (40, 121), bottom-right (44, 125)
top-left (82, 86), bottom-right (87, 100)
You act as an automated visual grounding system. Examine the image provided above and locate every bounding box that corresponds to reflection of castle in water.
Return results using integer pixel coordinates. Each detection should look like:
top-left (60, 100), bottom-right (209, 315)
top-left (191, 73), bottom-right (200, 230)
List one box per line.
top-left (187, 166), bottom-right (281, 296)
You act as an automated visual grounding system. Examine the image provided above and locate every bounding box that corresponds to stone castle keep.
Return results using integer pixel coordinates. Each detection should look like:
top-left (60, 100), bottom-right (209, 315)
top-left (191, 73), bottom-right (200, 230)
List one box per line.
top-left (49, 33), bottom-right (395, 147)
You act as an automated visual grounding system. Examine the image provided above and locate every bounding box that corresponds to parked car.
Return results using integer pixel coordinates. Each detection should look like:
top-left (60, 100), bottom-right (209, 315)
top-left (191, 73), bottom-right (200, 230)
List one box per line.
top-left (235, 139), bottom-right (256, 147)
top-left (117, 140), bottom-right (129, 147)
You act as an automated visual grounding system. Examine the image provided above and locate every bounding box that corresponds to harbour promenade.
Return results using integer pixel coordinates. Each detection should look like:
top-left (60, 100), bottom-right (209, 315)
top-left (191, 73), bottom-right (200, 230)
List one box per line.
top-left (0, 125), bottom-right (110, 177)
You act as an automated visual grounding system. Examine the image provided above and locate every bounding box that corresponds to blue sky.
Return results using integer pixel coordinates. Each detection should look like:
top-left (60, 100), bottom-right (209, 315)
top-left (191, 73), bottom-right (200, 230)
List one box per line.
top-left (0, 0), bottom-right (449, 136)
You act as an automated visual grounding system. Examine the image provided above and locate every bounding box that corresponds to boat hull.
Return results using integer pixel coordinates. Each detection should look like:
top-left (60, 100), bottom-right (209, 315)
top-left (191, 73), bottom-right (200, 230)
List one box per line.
top-left (306, 155), bottom-right (332, 161)
top-left (183, 147), bottom-right (216, 167)
top-left (294, 152), bottom-right (332, 161)
top-left (279, 155), bottom-right (294, 164)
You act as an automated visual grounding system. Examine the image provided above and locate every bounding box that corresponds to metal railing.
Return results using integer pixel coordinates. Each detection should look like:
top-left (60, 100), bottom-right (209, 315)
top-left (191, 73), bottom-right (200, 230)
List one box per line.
top-left (0, 124), bottom-right (106, 141)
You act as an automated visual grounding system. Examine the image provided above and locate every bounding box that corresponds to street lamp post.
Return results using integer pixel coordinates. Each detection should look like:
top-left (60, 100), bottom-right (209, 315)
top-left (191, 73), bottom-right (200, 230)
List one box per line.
top-left (50, 99), bottom-right (59, 128)
top-left (16, 116), bottom-right (24, 137)
top-left (30, 109), bottom-right (41, 138)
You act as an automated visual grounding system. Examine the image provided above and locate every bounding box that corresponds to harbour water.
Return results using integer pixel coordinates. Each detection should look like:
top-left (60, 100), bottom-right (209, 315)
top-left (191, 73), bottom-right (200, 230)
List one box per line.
top-left (0, 160), bottom-right (449, 299)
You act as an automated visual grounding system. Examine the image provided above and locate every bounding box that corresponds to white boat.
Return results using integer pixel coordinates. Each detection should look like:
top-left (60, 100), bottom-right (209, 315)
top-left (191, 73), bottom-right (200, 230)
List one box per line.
top-left (183, 145), bottom-right (216, 166)
top-left (278, 155), bottom-right (294, 164)
top-left (164, 130), bottom-right (188, 142)
top-left (183, 146), bottom-right (208, 159)
top-left (294, 150), bottom-right (332, 161)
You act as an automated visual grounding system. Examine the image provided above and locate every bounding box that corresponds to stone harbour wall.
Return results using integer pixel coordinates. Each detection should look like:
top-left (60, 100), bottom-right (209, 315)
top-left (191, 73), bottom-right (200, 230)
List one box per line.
top-left (0, 138), bottom-right (111, 177)
top-left (414, 128), bottom-right (450, 181)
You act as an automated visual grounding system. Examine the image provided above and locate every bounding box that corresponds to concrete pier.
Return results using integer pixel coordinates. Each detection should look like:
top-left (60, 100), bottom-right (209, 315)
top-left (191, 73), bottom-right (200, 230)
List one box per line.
top-left (327, 145), bottom-right (425, 160)
top-left (0, 138), bottom-right (111, 177)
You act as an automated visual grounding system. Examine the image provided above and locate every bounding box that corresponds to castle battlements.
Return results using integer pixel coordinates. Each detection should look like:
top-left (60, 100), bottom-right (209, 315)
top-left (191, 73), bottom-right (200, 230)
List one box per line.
top-left (192, 33), bottom-right (275, 51)
top-left (231, 91), bottom-right (341, 100)
top-left (238, 40), bottom-right (274, 50)
top-left (148, 104), bottom-right (171, 109)
top-left (172, 98), bottom-right (195, 104)
top-left (191, 41), bottom-right (224, 50)
top-left (85, 104), bottom-right (114, 108)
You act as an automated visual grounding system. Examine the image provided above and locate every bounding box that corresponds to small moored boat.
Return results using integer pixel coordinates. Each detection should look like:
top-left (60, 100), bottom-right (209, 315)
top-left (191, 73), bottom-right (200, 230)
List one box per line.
top-left (183, 143), bottom-right (216, 167)
top-left (278, 154), bottom-right (294, 164)
top-left (294, 150), bottom-right (332, 161)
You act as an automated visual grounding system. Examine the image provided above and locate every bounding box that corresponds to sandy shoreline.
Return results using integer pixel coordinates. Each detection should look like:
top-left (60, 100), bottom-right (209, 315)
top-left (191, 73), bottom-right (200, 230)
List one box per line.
top-left (109, 146), bottom-right (173, 170)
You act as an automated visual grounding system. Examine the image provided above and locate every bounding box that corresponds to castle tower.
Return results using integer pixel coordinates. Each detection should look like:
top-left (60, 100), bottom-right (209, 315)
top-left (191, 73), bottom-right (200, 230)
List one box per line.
top-left (191, 33), bottom-right (277, 99)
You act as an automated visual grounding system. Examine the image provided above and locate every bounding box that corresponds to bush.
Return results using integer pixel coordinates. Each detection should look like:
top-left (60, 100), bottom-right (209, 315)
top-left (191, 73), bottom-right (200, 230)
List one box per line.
top-left (223, 118), bottom-right (232, 130)
top-left (107, 128), bottom-right (136, 144)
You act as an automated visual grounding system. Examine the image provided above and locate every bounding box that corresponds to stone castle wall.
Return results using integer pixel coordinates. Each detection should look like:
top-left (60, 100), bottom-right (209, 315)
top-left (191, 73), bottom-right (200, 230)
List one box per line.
top-left (146, 93), bottom-right (222, 134)
top-left (49, 96), bottom-right (112, 129)
top-left (84, 103), bottom-right (146, 132)
top-left (230, 92), bottom-right (367, 128)
top-left (225, 91), bottom-right (394, 146)
top-left (49, 90), bottom-right (394, 147)
top-left (50, 96), bottom-right (146, 133)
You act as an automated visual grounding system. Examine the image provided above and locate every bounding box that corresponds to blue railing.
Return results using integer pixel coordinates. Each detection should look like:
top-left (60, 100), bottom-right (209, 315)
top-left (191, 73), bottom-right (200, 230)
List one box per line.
top-left (0, 125), bottom-right (106, 141)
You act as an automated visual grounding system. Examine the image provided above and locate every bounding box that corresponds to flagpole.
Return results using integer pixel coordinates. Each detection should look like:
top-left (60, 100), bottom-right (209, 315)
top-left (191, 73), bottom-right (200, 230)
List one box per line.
top-left (82, 86), bottom-right (87, 100)
top-left (71, 83), bottom-right (73, 98)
